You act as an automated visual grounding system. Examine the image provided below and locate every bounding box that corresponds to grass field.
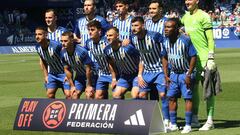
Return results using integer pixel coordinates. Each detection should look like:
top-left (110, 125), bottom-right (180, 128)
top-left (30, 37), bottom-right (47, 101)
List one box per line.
top-left (0, 48), bottom-right (240, 135)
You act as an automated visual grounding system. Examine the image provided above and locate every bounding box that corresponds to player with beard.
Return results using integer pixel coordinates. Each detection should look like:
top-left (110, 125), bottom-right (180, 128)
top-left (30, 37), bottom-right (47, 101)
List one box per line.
top-left (74, 0), bottom-right (111, 46)
top-left (104, 27), bottom-right (140, 99)
top-left (60, 31), bottom-right (95, 99)
top-left (130, 16), bottom-right (169, 131)
top-left (35, 27), bottom-right (70, 99)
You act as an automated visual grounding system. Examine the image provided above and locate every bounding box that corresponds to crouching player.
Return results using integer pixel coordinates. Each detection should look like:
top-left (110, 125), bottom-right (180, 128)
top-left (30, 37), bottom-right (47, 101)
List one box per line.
top-left (60, 31), bottom-right (95, 99)
top-left (35, 27), bottom-right (70, 99)
top-left (104, 27), bottom-right (140, 99)
top-left (164, 18), bottom-right (197, 134)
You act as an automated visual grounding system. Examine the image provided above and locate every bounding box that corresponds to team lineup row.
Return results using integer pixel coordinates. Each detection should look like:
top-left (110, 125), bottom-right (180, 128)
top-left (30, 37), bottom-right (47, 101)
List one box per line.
top-left (36, 0), bottom-right (217, 134)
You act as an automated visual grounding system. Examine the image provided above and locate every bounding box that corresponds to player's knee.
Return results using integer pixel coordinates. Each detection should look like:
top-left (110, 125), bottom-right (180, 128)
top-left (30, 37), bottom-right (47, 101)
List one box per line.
top-left (72, 91), bottom-right (81, 99)
top-left (138, 92), bottom-right (147, 99)
top-left (64, 91), bottom-right (71, 99)
top-left (112, 92), bottom-right (122, 99)
top-left (131, 87), bottom-right (139, 98)
top-left (47, 93), bottom-right (55, 99)
top-left (131, 92), bottom-right (138, 99)
top-left (85, 91), bottom-right (94, 99)
top-left (95, 93), bottom-right (104, 99)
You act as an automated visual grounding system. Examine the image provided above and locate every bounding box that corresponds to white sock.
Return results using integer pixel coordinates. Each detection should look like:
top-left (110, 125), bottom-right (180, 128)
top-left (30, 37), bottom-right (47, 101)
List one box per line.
top-left (207, 116), bottom-right (213, 123)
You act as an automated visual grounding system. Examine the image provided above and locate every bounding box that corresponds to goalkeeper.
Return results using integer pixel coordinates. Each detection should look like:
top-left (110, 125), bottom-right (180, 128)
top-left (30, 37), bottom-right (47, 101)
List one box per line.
top-left (181, 0), bottom-right (216, 131)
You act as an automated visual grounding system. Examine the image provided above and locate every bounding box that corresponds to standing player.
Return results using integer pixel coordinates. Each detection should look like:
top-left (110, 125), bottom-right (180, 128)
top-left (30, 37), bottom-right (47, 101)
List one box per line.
top-left (130, 16), bottom-right (170, 128)
top-left (60, 31), bottom-right (95, 99)
top-left (181, 0), bottom-right (216, 130)
top-left (104, 27), bottom-right (140, 99)
top-left (74, 0), bottom-right (111, 46)
top-left (74, 0), bottom-right (111, 83)
top-left (145, 0), bottom-right (168, 35)
top-left (145, 0), bottom-right (168, 101)
top-left (35, 27), bottom-right (70, 99)
top-left (45, 9), bottom-right (67, 43)
top-left (85, 20), bottom-right (112, 99)
top-left (112, 0), bottom-right (133, 41)
top-left (164, 18), bottom-right (197, 133)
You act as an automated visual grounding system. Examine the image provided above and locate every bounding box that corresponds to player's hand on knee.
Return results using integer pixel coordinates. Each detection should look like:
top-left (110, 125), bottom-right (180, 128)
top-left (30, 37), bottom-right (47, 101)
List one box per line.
top-left (138, 75), bottom-right (147, 88)
top-left (63, 77), bottom-right (68, 82)
top-left (70, 86), bottom-right (76, 94)
top-left (71, 89), bottom-right (76, 96)
top-left (85, 86), bottom-right (95, 98)
top-left (85, 86), bottom-right (94, 94)
top-left (111, 79), bottom-right (117, 89)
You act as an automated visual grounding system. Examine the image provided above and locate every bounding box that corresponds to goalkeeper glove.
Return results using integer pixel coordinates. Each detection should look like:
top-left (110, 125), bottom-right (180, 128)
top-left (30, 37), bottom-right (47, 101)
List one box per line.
top-left (206, 52), bottom-right (216, 71)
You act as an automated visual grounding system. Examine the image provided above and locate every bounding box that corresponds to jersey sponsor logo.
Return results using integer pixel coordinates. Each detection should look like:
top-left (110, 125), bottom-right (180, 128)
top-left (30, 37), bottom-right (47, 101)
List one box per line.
top-left (42, 101), bottom-right (66, 129)
top-left (168, 54), bottom-right (183, 60)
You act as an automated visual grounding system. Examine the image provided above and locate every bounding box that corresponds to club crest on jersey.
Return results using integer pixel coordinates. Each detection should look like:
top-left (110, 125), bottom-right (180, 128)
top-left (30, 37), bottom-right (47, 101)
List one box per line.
top-left (146, 37), bottom-right (152, 49)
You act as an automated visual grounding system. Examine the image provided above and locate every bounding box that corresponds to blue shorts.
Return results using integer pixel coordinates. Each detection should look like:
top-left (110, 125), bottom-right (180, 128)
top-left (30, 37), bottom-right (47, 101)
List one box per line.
top-left (46, 73), bottom-right (70, 90)
top-left (167, 73), bottom-right (195, 99)
top-left (117, 74), bottom-right (138, 89)
top-left (139, 72), bottom-right (166, 93)
top-left (74, 74), bottom-right (98, 91)
top-left (74, 75), bottom-right (86, 91)
top-left (96, 75), bottom-right (112, 91)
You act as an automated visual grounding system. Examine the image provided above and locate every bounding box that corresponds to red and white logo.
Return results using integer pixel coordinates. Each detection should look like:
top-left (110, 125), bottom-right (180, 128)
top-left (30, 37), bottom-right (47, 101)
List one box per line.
top-left (42, 101), bottom-right (66, 129)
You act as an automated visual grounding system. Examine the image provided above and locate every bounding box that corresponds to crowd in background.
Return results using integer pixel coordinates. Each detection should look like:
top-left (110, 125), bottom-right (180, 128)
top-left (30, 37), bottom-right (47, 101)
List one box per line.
top-left (0, 0), bottom-right (239, 46)
top-left (106, 0), bottom-right (240, 30)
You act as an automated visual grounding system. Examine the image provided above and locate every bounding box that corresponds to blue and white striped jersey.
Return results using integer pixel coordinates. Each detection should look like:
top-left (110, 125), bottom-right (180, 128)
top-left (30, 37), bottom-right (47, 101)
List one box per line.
top-left (84, 37), bottom-right (110, 76)
top-left (112, 15), bottom-right (133, 41)
top-left (131, 30), bottom-right (166, 73)
top-left (104, 44), bottom-right (140, 75)
top-left (74, 15), bottom-right (111, 46)
top-left (145, 17), bottom-right (168, 36)
top-left (60, 45), bottom-right (93, 76)
top-left (164, 35), bottom-right (197, 73)
top-left (35, 40), bottom-right (64, 74)
top-left (48, 26), bottom-right (67, 43)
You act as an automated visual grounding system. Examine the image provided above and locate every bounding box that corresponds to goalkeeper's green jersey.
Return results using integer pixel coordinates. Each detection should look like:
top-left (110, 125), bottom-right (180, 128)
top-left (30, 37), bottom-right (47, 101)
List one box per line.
top-left (181, 9), bottom-right (214, 61)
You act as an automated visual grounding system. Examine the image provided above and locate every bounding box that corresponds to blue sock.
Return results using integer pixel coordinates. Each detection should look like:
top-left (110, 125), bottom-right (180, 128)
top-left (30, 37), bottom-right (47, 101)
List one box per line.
top-left (185, 111), bottom-right (192, 126)
top-left (161, 97), bottom-right (169, 120)
top-left (170, 111), bottom-right (177, 125)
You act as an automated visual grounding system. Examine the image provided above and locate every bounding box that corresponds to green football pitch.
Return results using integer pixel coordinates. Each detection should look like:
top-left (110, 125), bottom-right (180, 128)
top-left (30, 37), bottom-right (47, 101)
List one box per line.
top-left (0, 48), bottom-right (239, 135)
